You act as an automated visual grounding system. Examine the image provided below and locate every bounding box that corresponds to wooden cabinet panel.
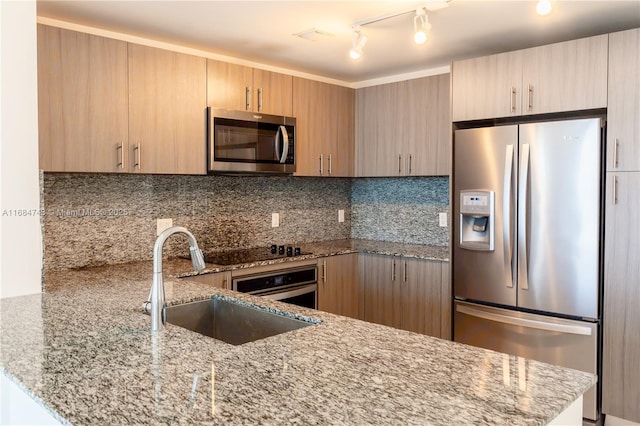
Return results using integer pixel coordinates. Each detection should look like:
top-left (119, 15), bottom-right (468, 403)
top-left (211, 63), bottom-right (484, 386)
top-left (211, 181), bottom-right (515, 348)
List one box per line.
top-left (607, 28), bottom-right (640, 172)
top-left (359, 253), bottom-right (445, 337)
top-left (440, 262), bottom-right (451, 340)
top-left (602, 172), bottom-right (640, 422)
top-left (317, 254), bottom-right (359, 318)
top-left (253, 69), bottom-right (293, 116)
top-left (128, 45), bottom-right (206, 175)
top-left (451, 50), bottom-right (523, 121)
top-left (37, 25), bottom-right (129, 172)
top-left (184, 271), bottom-right (231, 289)
top-left (293, 77), bottom-right (354, 177)
top-left (522, 34), bottom-right (608, 115)
top-left (355, 74), bottom-right (450, 177)
top-left (206, 60), bottom-right (253, 111)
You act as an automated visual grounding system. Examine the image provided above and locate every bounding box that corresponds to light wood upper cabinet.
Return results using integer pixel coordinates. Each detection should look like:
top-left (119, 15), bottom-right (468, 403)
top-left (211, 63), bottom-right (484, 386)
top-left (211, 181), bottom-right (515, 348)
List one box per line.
top-left (522, 34), bottom-right (608, 115)
top-left (452, 34), bottom-right (608, 121)
top-left (293, 77), bottom-right (355, 177)
top-left (37, 25), bottom-right (129, 173)
top-left (602, 172), bottom-right (640, 422)
top-left (355, 74), bottom-right (451, 177)
top-left (607, 28), bottom-right (640, 172)
top-left (207, 60), bottom-right (293, 116)
top-left (359, 253), bottom-right (446, 338)
top-left (452, 50), bottom-right (523, 121)
top-left (128, 44), bottom-right (207, 174)
top-left (317, 254), bottom-right (359, 319)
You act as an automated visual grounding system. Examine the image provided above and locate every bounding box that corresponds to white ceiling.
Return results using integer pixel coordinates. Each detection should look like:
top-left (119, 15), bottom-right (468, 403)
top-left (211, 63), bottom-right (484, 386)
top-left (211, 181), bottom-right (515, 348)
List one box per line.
top-left (37, 1), bottom-right (640, 84)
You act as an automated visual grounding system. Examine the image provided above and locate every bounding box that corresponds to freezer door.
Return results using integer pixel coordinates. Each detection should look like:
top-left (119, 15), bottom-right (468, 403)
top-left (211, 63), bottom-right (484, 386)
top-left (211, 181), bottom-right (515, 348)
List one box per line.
top-left (517, 118), bottom-right (602, 319)
top-left (454, 301), bottom-right (599, 422)
top-left (453, 125), bottom-right (518, 306)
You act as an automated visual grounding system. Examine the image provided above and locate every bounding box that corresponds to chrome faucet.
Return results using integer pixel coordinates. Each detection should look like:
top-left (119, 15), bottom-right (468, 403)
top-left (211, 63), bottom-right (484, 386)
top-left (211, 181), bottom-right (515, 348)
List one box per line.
top-left (143, 226), bottom-right (206, 331)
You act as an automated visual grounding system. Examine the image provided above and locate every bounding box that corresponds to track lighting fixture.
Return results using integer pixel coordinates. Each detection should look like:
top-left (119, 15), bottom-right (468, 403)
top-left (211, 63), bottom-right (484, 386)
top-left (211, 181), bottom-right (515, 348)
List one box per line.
top-left (349, 27), bottom-right (368, 60)
top-left (536, 0), bottom-right (552, 16)
top-left (413, 8), bottom-right (432, 44)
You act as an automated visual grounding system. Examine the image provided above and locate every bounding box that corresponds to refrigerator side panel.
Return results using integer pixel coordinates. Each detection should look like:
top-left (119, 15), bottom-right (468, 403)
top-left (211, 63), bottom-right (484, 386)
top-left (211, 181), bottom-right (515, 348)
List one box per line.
top-left (517, 118), bottom-right (602, 319)
top-left (454, 301), bottom-right (599, 421)
top-left (453, 125), bottom-right (518, 306)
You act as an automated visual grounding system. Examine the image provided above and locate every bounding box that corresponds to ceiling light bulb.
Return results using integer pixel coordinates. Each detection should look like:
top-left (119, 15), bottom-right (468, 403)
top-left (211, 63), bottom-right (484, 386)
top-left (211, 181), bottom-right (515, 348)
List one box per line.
top-left (413, 9), bottom-right (431, 45)
top-left (536, 0), bottom-right (552, 16)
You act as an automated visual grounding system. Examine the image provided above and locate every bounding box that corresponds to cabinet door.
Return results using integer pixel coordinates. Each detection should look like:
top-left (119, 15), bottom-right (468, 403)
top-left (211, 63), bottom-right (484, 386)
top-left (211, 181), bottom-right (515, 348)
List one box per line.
top-left (401, 258), bottom-right (442, 337)
top-left (451, 50), bottom-right (523, 121)
top-left (330, 85), bottom-right (355, 177)
top-left (253, 69), bottom-right (293, 116)
top-left (522, 35), bottom-right (608, 115)
top-left (206, 59), bottom-right (253, 111)
top-left (602, 172), bottom-right (640, 422)
top-left (128, 45), bottom-right (206, 174)
top-left (440, 262), bottom-right (451, 340)
top-left (607, 28), bottom-right (640, 172)
top-left (403, 74), bottom-right (451, 176)
top-left (292, 77), bottom-right (330, 177)
top-left (317, 254), bottom-right (359, 318)
top-left (37, 25), bottom-right (128, 172)
top-left (184, 271), bottom-right (231, 289)
top-left (355, 84), bottom-right (401, 177)
top-left (359, 254), bottom-right (399, 327)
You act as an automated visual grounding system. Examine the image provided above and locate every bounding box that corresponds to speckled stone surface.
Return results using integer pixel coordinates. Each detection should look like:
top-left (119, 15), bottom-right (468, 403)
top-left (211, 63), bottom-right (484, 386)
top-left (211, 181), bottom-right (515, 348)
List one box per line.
top-left (351, 177), bottom-right (449, 245)
top-left (1, 260), bottom-right (595, 425)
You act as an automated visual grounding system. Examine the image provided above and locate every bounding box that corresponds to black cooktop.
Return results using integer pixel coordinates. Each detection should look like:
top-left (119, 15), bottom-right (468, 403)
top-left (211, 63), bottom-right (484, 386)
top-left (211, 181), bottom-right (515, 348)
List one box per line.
top-left (203, 245), bottom-right (310, 266)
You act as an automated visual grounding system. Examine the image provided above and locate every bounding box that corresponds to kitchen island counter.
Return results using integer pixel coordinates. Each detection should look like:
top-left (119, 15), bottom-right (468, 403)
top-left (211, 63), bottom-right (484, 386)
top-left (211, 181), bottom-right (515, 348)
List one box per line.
top-left (1, 259), bottom-right (594, 425)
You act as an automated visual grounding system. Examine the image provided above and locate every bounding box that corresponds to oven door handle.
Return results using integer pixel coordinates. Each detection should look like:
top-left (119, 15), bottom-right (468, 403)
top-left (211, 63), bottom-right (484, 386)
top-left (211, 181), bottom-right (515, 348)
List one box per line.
top-left (260, 284), bottom-right (316, 302)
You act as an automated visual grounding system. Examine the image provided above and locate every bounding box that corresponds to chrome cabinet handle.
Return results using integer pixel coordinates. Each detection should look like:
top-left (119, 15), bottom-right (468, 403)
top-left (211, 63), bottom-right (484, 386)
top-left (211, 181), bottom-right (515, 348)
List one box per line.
top-left (408, 154), bottom-right (412, 175)
top-left (403, 261), bottom-right (407, 283)
top-left (116, 142), bottom-right (124, 169)
top-left (245, 86), bottom-right (251, 111)
top-left (257, 87), bottom-right (263, 112)
top-left (503, 144), bottom-right (514, 288)
top-left (613, 138), bottom-right (619, 168)
top-left (391, 259), bottom-right (396, 282)
top-left (518, 144), bottom-right (530, 290)
top-left (134, 143), bottom-right (141, 170)
top-left (398, 154), bottom-right (402, 174)
top-left (328, 154), bottom-right (332, 176)
top-left (612, 176), bottom-right (618, 205)
top-left (322, 260), bottom-right (327, 284)
top-left (527, 84), bottom-right (533, 111)
top-left (319, 154), bottom-right (323, 175)
top-left (510, 87), bottom-right (516, 113)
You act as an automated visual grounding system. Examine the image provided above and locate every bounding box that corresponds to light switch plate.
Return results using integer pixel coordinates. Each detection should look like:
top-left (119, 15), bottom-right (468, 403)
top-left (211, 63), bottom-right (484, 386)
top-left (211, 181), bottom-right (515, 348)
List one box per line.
top-left (338, 209), bottom-right (345, 223)
top-left (272, 212), bottom-right (280, 228)
top-left (157, 218), bottom-right (173, 235)
top-left (439, 212), bottom-right (448, 227)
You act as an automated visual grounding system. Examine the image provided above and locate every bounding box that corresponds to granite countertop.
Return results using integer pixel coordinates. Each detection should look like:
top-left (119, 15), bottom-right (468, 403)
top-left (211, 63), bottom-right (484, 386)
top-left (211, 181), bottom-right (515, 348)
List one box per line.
top-left (179, 238), bottom-right (450, 278)
top-left (0, 258), bottom-right (595, 425)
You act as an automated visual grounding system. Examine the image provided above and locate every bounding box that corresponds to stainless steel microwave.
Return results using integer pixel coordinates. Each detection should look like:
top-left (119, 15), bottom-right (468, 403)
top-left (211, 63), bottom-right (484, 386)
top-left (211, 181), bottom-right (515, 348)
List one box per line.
top-left (208, 107), bottom-right (296, 174)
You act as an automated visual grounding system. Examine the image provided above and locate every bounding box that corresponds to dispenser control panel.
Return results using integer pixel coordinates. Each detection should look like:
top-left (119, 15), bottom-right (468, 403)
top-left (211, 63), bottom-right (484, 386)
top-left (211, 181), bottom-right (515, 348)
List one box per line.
top-left (459, 190), bottom-right (495, 251)
top-left (461, 192), bottom-right (491, 215)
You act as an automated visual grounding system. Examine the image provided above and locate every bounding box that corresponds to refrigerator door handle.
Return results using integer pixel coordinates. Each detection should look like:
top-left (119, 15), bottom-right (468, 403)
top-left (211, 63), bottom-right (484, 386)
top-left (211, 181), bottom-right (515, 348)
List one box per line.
top-left (518, 143), bottom-right (530, 290)
top-left (503, 144), bottom-right (514, 288)
top-left (456, 304), bottom-right (593, 336)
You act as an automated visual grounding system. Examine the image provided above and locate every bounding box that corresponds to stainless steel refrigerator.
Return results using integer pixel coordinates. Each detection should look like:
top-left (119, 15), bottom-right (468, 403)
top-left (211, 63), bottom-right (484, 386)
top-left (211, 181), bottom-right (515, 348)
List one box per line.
top-left (452, 118), bottom-right (604, 424)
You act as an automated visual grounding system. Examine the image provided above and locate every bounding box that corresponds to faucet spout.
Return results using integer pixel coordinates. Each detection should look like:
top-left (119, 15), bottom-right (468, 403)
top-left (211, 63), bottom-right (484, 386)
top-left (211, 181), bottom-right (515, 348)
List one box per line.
top-left (145, 226), bottom-right (206, 331)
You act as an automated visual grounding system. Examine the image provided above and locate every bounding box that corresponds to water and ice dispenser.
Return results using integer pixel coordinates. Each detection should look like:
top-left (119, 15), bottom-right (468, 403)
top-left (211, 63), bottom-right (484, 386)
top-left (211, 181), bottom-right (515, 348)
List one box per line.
top-left (459, 190), bottom-right (495, 251)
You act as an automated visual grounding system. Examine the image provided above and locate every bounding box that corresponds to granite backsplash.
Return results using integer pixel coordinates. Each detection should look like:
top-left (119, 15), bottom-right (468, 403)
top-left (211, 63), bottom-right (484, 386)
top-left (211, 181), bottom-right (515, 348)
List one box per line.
top-left (42, 173), bottom-right (449, 271)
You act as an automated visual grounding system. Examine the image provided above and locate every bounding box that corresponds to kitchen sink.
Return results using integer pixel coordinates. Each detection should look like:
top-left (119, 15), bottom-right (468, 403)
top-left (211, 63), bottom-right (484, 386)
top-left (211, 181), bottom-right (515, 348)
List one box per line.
top-left (165, 296), bottom-right (318, 345)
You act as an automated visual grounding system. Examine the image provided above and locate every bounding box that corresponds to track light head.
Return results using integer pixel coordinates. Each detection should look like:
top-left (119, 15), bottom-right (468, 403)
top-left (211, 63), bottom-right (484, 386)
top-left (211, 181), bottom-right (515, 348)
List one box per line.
top-left (349, 28), bottom-right (368, 60)
top-left (536, 0), bottom-right (552, 16)
top-left (414, 8), bottom-right (431, 44)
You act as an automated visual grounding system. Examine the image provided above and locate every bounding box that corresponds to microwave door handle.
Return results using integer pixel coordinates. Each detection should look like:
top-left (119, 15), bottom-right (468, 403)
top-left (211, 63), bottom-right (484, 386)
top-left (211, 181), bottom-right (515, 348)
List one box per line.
top-left (275, 126), bottom-right (282, 162)
top-left (278, 125), bottom-right (289, 164)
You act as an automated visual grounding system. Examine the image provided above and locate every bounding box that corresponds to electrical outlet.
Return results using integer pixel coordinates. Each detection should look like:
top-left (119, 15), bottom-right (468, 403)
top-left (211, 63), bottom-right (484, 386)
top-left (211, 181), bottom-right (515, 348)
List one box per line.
top-left (438, 212), bottom-right (448, 228)
top-left (271, 212), bottom-right (280, 228)
top-left (338, 209), bottom-right (345, 223)
top-left (157, 218), bottom-right (173, 235)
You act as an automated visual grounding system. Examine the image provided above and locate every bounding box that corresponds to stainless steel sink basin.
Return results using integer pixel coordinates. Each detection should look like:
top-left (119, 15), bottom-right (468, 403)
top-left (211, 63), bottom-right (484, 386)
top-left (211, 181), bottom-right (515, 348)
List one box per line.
top-left (165, 296), bottom-right (318, 345)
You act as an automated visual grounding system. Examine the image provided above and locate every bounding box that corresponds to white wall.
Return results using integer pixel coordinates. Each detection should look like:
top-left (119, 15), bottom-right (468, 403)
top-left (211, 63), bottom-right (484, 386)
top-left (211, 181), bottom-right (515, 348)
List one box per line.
top-left (0, 0), bottom-right (43, 298)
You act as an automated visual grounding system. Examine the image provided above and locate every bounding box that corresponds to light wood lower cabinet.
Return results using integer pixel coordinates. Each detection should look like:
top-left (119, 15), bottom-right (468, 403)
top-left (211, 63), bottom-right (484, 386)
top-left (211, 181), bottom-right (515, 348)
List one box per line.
top-left (602, 172), bottom-right (640, 422)
top-left (183, 271), bottom-right (231, 289)
top-left (317, 254), bottom-right (359, 319)
top-left (358, 253), bottom-right (447, 338)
